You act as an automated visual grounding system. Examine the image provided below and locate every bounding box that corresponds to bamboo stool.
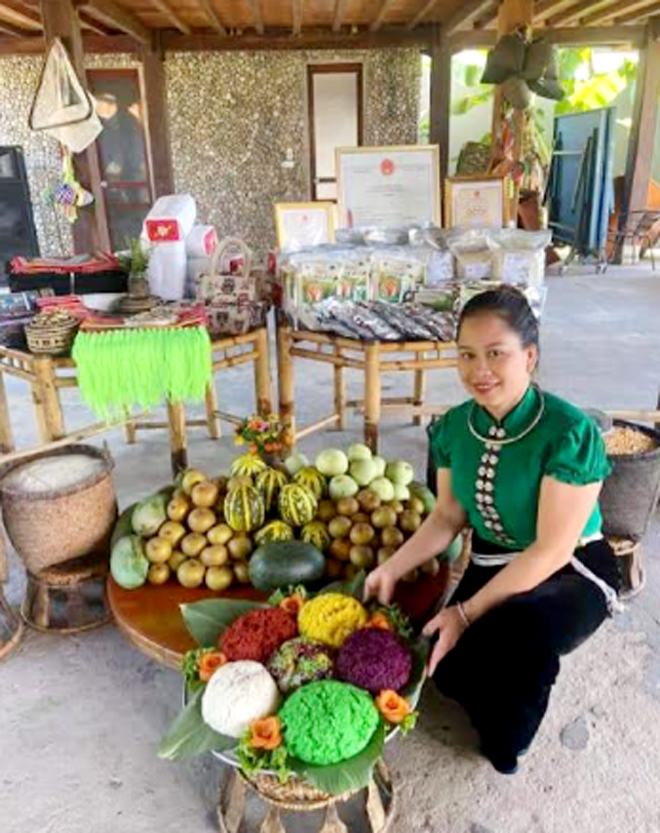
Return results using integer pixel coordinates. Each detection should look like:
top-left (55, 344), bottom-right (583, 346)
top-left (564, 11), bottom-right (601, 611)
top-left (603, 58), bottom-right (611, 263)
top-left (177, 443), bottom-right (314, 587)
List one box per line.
top-left (21, 550), bottom-right (111, 633)
top-left (218, 759), bottom-right (395, 833)
top-left (608, 537), bottom-right (645, 600)
top-left (0, 529), bottom-right (23, 660)
top-left (276, 319), bottom-right (457, 454)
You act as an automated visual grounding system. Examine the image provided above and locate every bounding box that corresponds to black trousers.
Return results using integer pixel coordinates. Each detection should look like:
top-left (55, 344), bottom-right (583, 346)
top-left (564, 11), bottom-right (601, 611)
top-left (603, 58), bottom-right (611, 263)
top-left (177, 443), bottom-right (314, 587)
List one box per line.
top-left (432, 535), bottom-right (621, 761)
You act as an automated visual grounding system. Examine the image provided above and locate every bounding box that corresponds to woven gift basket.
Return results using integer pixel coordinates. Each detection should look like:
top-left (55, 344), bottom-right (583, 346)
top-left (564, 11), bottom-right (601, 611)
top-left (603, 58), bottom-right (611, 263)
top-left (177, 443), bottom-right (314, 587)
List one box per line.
top-left (25, 315), bottom-right (80, 355)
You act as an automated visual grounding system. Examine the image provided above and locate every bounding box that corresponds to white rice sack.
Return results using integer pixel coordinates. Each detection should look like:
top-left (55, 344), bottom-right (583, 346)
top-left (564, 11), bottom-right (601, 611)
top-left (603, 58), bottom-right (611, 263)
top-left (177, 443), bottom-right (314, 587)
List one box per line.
top-left (201, 661), bottom-right (281, 738)
top-left (2, 454), bottom-right (105, 495)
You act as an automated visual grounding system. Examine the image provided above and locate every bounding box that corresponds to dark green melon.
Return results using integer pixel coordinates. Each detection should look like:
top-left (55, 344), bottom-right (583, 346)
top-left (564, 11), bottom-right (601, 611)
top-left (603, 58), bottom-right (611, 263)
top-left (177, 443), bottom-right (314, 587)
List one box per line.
top-left (248, 541), bottom-right (325, 591)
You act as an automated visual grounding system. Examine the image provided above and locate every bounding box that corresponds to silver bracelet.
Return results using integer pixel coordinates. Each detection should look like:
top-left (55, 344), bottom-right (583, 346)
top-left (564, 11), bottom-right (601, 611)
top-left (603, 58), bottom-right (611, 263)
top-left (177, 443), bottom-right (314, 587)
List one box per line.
top-left (456, 601), bottom-right (471, 629)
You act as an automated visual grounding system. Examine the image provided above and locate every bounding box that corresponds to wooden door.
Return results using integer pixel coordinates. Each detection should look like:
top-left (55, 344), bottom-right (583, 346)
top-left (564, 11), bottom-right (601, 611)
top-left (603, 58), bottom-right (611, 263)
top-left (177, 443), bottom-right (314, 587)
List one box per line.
top-left (88, 69), bottom-right (153, 249)
top-left (308, 64), bottom-right (364, 201)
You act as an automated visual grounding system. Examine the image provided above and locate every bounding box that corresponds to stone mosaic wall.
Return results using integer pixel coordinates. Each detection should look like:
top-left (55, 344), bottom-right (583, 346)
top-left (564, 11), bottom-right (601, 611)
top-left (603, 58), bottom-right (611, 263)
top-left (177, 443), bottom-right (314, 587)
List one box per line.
top-left (0, 48), bottom-right (420, 257)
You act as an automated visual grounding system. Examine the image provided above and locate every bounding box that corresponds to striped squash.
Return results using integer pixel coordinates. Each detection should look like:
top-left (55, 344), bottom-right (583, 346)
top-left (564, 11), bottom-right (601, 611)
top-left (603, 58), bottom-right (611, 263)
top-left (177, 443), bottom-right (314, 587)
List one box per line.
top-left (293, 467), bottom-right (327, 501)
top-left (278, 483), bottom-right (317, 528)
top-left (254, 520), bottom-right (295, 546)
top-left (255, 467), bottom-right (289, 512)
top-left (229, 453), bottom-right (268, 479)
top-left (224, 485), bottom-right (265, 532)
top-left (300, 520), bottom-right (331, 553)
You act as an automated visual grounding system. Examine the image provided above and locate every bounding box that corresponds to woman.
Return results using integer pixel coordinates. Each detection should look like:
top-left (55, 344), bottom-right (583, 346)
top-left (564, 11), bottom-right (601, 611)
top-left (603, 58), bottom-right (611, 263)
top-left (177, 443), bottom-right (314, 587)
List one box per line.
top-left (365, 287), bottom-right (620, 775)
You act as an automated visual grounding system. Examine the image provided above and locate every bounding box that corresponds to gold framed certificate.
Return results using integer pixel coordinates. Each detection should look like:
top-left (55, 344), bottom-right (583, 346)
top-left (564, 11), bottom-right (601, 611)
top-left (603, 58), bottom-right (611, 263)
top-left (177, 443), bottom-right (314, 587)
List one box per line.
top-left (444, 175), bottom-right (510, 229)
top-left (274, 201), bottom-right (336, 251)
top-left (335, 144), bottom-right (441, 229)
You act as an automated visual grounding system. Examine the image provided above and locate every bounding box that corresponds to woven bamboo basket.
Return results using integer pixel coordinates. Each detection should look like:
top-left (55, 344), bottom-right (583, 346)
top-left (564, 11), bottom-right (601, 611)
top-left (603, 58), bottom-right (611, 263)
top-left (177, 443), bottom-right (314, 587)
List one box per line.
top-left (25, 317), bottom-right (80, 356)
top-left (242, 771), bottom-right (355, 809)
top-left (0, 445), bottom-right (117, 574)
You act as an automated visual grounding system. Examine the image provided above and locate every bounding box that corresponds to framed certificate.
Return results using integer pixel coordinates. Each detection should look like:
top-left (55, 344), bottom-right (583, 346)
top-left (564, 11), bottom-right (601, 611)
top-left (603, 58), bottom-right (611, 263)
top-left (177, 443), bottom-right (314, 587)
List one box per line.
top-left (336, 145), bottom-right (441, 229)
top-left (274, 201), bottom-right (336, 251)
top-left (444, 175), bottom-right (509, 228)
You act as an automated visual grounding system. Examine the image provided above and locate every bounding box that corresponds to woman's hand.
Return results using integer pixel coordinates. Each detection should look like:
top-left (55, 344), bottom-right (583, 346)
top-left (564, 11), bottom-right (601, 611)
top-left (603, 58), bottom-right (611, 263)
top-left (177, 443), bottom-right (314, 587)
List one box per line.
top-left (363, 561), bottom-right (398, 605)
top-left (422, 607), bottom-right (468, 676)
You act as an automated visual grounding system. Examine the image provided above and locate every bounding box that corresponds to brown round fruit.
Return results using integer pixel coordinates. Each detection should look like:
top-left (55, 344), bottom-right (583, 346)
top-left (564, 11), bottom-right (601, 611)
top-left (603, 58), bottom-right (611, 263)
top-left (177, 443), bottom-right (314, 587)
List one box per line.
top-left (328, 516), bottom-right (352, 539)
top-left (191, 480), bottom-right (220, 508)
top-left (147, 563), bottom-right (171, 585)
top-left (227, 534), bottom-right (253, 561)
top-left (351, 512), bottom-right (370, 525)
top-left (205, 565), bottom-right (234, 591)
top-left (177, 558), bottom-right (206, 588)
top-left (317, 499), bottom-right (337, 523)
top-left (399, 510), bottom-right (422, 534)
top-left (349, 545), bottom-right (374, 569)
top-left (420, 558), bottom-right (440, 576)
top-left (145, 536), bottom-right (172, 564)
top-left (233, 562), bottom-right (250, 584)
top-left (350, 523), bottom-right (376, 546)
top-left (181, 532), bottom-right (207, 558)
top-left (200, 544), bottom-right (229, 568)
top-left (325, 558), bottom-right (343, 579)
top-left (181, 469), bottom-right (208, 496)
top-left (206, 523), bottom-right (234, 546)
top-left (187, 507), bottom-right (217, 534)
top-left (371, 506), bottom-right (397, 529)
top-left (406, 497), bottom-right (426, 516)
top-left (159, 520), bottom-right (186, 547)
top-left (381, 526), bottom-right (404, 548)
top-left (357, 489), bottom-right (381, 513)
top-left (389, 500), bottom-right (405, 514)
top-left (336, 497), bottom-right (360, 517)
top-left (167, 495), bottom-right (190, 522)
top-left (329, 538), bottom-right (351, 562)
top-left (168, 550), bottom-right (187, 571)
top-left (377, 546), bottom-right (396, 565)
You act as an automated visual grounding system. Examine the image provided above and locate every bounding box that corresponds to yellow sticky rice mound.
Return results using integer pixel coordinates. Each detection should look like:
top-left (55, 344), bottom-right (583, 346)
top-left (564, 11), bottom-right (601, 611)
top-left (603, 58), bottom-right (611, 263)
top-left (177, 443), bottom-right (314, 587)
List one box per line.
top-left (298, 593), bottom-right (368, 648)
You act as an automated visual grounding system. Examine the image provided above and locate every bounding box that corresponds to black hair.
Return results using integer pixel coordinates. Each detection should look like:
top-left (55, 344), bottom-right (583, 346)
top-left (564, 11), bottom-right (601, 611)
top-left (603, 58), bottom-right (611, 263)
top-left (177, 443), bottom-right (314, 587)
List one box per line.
top-left (457, 286), bottom-right (539, 351)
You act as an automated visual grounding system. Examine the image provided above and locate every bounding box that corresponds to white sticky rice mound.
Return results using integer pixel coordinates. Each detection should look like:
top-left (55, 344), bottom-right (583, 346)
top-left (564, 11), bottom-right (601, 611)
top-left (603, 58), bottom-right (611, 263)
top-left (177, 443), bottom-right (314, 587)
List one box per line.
top-left (3, 455), bottom-right (105, 494)
top-left (201, 660), bottom-right (281, 738)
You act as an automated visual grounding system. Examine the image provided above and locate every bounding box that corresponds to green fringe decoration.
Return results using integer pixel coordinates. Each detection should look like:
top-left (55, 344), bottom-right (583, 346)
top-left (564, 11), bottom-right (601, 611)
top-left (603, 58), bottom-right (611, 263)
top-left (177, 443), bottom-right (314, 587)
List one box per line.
top-left (72, 326), bottom-right (213, 419)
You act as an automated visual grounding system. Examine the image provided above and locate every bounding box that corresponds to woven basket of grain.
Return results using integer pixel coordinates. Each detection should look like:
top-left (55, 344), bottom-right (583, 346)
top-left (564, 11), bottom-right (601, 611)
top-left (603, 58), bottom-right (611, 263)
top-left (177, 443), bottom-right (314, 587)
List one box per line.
top-left (600, 420), bottom-right (660, 542)
top-left (0, 445), bottom-right (117, 574)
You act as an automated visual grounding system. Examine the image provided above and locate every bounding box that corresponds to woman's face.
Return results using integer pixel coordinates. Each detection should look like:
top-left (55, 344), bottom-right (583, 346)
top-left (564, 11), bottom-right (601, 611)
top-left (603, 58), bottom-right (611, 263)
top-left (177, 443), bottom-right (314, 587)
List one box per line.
top-left (457, 313), bottom-right (538, 419)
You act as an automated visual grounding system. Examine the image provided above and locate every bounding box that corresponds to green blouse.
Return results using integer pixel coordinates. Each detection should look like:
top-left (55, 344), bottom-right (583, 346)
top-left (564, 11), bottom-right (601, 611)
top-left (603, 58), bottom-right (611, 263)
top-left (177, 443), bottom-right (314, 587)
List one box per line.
top-left (428, 385), bottom-right (611, 550)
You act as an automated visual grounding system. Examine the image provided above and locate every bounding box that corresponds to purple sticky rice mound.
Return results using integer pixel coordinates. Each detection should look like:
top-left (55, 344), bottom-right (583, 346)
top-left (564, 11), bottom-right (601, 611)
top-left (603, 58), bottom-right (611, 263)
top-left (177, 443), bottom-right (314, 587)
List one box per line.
top-left (335, 627), bottom-right (412, 694)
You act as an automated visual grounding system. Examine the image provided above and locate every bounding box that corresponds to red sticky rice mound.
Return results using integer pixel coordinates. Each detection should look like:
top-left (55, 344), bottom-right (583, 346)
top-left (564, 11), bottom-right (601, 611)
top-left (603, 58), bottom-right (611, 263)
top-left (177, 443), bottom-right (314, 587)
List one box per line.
top-left (220, 608), bottom-right (298, 665)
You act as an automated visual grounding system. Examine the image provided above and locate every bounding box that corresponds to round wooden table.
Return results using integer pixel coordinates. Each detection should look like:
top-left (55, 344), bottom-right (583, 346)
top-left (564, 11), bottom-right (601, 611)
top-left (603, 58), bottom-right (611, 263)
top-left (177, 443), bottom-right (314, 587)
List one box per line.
top-left (107, 564), bottom-right (451, 670)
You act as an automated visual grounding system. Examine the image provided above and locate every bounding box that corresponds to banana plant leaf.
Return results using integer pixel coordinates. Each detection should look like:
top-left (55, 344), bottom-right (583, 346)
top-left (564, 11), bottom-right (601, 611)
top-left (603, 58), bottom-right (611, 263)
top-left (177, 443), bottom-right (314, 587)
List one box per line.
top-left (289, 722), bottom-right (386, 795)
top-left (318, 569), bottom-right (366, 601)
top-left (401, 635), bottom-right (431, 706)
top-left (158, 687), bottom-right (236, 761)
top-left (181, 598), bottom-right (268, 647)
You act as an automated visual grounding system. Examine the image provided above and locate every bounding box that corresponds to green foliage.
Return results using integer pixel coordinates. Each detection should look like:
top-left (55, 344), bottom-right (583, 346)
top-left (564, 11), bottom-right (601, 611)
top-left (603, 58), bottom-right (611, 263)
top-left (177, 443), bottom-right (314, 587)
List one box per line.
top-left (119, 238), bottom-right (150, 275)
top-left (237, 732), bottom-right (294, 784)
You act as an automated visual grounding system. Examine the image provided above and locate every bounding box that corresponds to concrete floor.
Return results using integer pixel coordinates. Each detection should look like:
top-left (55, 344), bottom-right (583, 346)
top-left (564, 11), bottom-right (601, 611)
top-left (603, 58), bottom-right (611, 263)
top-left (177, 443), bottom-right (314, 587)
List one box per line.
top-left (2, 264), bottom-right (660, 833)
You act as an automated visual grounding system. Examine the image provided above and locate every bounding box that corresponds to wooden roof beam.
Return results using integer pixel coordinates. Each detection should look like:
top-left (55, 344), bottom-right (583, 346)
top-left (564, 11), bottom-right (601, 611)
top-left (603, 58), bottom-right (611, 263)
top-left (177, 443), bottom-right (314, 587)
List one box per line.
top-left (0, 17), bottom-right (24, 34)
top-left (448, 23), bottom-right (646, 49)
top-left (615, 2), bottom-right (660, 22)
top-left (148, 0), bottom-right (190, 35)
top-left (547, 0), bottom-right (610, 26)
top-left (408, 0), bottom-right (439, 30)
top-left (292, 0), bottom-right (303, 35)
top-left (443, 0), bottom-right (498, 33)
top-left (472, 2), bottom-right (500, 30)
top-left (195, 0), bottom-right (226, 36)
top-left (581, 0), bottom-right (660, 25)
top-left (332, 0), bottom-right (348, 31)
top-left (371, 0), bottom-right (397, 31)
top-left (78, 0), bottom-right (151, 44)
top-left (249, 0), bottom-right (264, 34)
top-left (78, 12), bottom-right (115, 35)
top-left (533, 0), bottom-right (573, 16)
top-left (0, 1), bottom-right (41, 28)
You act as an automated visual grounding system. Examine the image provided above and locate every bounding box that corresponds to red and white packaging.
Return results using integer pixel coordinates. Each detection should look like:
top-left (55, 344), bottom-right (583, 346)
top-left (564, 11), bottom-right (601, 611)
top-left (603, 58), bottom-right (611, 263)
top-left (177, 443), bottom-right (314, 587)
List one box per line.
top-left (186, 225), bottom-right (218, 257)
top-left (143, 195), bottom-right (196, 243)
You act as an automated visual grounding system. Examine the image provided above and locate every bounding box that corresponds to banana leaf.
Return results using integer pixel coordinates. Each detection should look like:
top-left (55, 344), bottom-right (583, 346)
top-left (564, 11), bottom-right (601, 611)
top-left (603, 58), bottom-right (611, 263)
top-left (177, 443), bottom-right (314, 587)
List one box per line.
top-left (401, 635), bottom-right (432, 706)
top-left (318, 569), bottom-right (366, 600)
top-left (158, 687), bottom-right (235, 761)
top-left (181, 598), bottom-right (268, 647)
top-left (289, 722), bottom-right (386, 795)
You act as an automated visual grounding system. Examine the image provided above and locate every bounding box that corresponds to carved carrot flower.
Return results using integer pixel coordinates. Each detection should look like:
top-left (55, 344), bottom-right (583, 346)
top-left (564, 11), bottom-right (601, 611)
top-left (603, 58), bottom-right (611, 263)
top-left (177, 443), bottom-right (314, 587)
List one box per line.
top-left (365, 612), bottom-right (393, 631)
top-left (198, 650), bottom-right (228, 682)
top-left (249, 716), bottom-right (283, 750)
top-left (280, 594), bottom-right (305, 617)
top-left (376, 689), bottom-right (411, 725)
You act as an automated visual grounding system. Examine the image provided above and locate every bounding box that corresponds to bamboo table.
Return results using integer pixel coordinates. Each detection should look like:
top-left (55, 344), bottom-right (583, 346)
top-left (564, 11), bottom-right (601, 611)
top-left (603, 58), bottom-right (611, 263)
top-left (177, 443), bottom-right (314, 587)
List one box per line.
top-left (276, 320), bottom-right (458, 453)
top-left (0, 327), bottom-right (272, 475)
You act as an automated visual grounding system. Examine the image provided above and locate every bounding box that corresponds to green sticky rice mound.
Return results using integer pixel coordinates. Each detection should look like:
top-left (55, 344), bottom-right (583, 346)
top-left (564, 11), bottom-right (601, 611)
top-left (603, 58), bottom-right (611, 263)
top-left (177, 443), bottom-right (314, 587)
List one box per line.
top-left (279, 680), bottom-right (380, 766)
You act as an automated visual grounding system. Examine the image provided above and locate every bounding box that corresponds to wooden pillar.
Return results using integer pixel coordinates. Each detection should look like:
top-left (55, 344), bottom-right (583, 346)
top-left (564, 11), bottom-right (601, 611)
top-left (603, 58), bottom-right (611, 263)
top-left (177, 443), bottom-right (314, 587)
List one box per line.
top-left (623, 19), bottom-right (660, 218)
top-left (429, 25), bottom-right (452, 187)
top-left (0, 371), bottom-right (14, 453)
top-left (253, 328), bottom-right (272, 416)
top-left (276, 320), bottom-right (296, 448)
top-left (364, 342), bottom-right (381, 454)
top-left (142, 32), bottom-right (175, 198)
top-left (167, 400), bottom-right (187, 475)
top-left (39, 0), bottom-right (110, 252)
top-left (33, 356), bottom-right (65, 442)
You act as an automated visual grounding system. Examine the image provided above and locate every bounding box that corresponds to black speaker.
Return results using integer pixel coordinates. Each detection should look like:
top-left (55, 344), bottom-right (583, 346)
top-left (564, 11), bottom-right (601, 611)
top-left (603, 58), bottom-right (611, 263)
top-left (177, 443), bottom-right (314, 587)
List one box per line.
top-left (0, 146), bottom-right (40, 283)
